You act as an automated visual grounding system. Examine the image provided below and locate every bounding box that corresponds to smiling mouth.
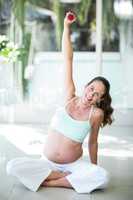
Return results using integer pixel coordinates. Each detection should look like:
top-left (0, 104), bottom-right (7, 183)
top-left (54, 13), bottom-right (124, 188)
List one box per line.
top-left (85, 97), bottom-right (92, 103)
top-left (86, 95), bottom-right (92, 101)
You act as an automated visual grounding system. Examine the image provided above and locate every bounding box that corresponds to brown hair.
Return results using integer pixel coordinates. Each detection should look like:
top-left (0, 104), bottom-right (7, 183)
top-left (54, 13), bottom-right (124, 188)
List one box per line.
top-left (86, 76), bottom-right (114, 127)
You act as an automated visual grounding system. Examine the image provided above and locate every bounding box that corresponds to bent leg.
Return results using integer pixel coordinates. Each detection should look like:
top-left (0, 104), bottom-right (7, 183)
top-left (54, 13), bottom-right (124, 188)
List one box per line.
top-left (6, 157), bottom-right (52, 192)
top-left (65, 159), bottom-right (110, 193)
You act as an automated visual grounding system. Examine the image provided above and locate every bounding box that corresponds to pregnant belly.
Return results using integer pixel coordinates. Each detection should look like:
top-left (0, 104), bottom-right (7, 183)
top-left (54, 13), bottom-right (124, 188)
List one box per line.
top-left (43, 130), bottom-right (83, 164)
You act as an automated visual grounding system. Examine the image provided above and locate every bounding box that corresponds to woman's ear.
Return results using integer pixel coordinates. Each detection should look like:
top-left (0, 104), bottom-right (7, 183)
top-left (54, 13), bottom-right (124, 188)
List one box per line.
top-left (96, 98), bottom-right (103, 106)
top-left (100, 97), bottom-right (104, 101)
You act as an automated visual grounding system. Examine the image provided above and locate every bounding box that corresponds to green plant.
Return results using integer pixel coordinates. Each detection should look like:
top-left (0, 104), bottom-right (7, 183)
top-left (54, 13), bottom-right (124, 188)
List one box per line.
top-left (102, 0), bottom-right (119, 47)
top-left (75, 0), bottom-right (92, 25)
top-left (0, 35), bottom-right (20, 62)
top-left (53, 0), bottom-right (64, 50)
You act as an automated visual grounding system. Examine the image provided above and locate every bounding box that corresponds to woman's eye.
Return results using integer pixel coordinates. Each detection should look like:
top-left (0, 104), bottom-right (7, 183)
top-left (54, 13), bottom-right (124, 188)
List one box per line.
top-left (94, 92), bottom-right (99, 97)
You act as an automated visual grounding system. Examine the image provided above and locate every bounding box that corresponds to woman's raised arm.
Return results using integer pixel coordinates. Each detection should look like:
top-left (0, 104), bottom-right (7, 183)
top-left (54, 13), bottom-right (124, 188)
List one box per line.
top-left (62, 12), bottom-right (76, 102)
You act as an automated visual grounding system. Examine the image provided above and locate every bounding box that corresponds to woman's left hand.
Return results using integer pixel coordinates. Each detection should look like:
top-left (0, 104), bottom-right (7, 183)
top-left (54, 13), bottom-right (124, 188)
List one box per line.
top-left (64, 11), bottom-right (76, 26)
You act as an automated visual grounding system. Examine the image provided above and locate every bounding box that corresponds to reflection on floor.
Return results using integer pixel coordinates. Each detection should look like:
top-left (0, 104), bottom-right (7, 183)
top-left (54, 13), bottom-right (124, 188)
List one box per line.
top-left (0, 123), bottom-right (133, 200)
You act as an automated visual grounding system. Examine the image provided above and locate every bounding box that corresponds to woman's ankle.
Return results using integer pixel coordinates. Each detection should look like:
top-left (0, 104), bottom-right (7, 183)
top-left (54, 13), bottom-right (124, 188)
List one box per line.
top-left (44, 170), bottom-right (71, 182)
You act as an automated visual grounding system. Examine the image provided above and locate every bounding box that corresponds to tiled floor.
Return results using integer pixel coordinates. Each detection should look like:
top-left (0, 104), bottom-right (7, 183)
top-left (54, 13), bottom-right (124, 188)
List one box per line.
top-left (0, 123), bottom-right (133, 200)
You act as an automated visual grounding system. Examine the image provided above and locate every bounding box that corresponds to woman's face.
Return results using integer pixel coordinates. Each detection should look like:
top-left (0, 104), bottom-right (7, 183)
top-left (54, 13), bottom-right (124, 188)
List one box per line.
top-left (81, 81), bottom-right (105, 106)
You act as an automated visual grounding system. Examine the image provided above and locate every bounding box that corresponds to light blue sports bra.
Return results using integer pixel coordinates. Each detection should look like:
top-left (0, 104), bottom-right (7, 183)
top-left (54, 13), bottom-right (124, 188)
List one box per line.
top-left (50, 106), bottom-right (93, 143)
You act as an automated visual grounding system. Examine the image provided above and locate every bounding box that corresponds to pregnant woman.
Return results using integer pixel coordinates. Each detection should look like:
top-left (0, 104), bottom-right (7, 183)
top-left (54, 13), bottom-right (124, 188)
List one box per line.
top-left (6, 11), bottom-right (114, 194)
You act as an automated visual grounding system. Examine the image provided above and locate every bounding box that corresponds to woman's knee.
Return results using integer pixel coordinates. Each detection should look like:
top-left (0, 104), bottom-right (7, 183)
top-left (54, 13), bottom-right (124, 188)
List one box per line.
top-left (98, 167), bottom-right (110, 188)
top-left (6, 158), bottom-right (25, 176)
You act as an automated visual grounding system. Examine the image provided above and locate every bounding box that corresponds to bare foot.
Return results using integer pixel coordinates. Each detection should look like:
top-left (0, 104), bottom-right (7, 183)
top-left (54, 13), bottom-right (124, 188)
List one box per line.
top-left (41, 171), bottom-right (71, 186)
top-left (42, 176), bottom-right (72, 188)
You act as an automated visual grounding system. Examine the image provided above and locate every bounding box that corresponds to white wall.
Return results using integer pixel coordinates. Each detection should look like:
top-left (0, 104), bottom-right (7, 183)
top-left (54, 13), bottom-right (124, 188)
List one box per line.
top-left (29, 51), bottom-right (132, 109)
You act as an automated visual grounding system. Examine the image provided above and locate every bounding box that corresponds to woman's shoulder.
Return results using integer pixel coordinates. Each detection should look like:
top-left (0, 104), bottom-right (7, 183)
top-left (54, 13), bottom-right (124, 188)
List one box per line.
top-left (94, 107), bottom-right (104, 117)
top-left (91, 107), bottom-right (104, 126)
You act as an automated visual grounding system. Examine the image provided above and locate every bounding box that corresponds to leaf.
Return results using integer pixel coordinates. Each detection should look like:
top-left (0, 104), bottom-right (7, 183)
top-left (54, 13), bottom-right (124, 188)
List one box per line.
top-left (12, 0), bottom-right (27, 29)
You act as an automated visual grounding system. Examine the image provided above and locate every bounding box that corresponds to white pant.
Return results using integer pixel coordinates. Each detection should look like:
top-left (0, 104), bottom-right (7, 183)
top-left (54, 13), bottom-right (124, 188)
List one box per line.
top-left (6, 156), bottom-right (109, 193)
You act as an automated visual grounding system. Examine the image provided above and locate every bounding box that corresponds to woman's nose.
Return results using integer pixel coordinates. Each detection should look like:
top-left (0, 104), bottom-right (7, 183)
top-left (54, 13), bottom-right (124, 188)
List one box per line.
top-left (88, 92), bottom-right (93, 98)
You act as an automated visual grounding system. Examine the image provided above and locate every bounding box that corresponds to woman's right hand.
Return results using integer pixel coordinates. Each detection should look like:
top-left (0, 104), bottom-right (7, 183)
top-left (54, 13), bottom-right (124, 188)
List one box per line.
top-left (64, 11), bottom-right (76, 26)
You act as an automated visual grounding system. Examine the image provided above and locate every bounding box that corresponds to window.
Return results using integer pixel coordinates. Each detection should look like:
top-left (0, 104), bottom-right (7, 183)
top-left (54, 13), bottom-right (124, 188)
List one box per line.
top-left (25, 0), bottom-right (119, 52)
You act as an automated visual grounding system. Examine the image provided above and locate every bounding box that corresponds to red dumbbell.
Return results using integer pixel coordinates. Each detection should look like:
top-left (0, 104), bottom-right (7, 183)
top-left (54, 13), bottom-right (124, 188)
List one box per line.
top-left (67, 13), bottom-right (75, 21)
